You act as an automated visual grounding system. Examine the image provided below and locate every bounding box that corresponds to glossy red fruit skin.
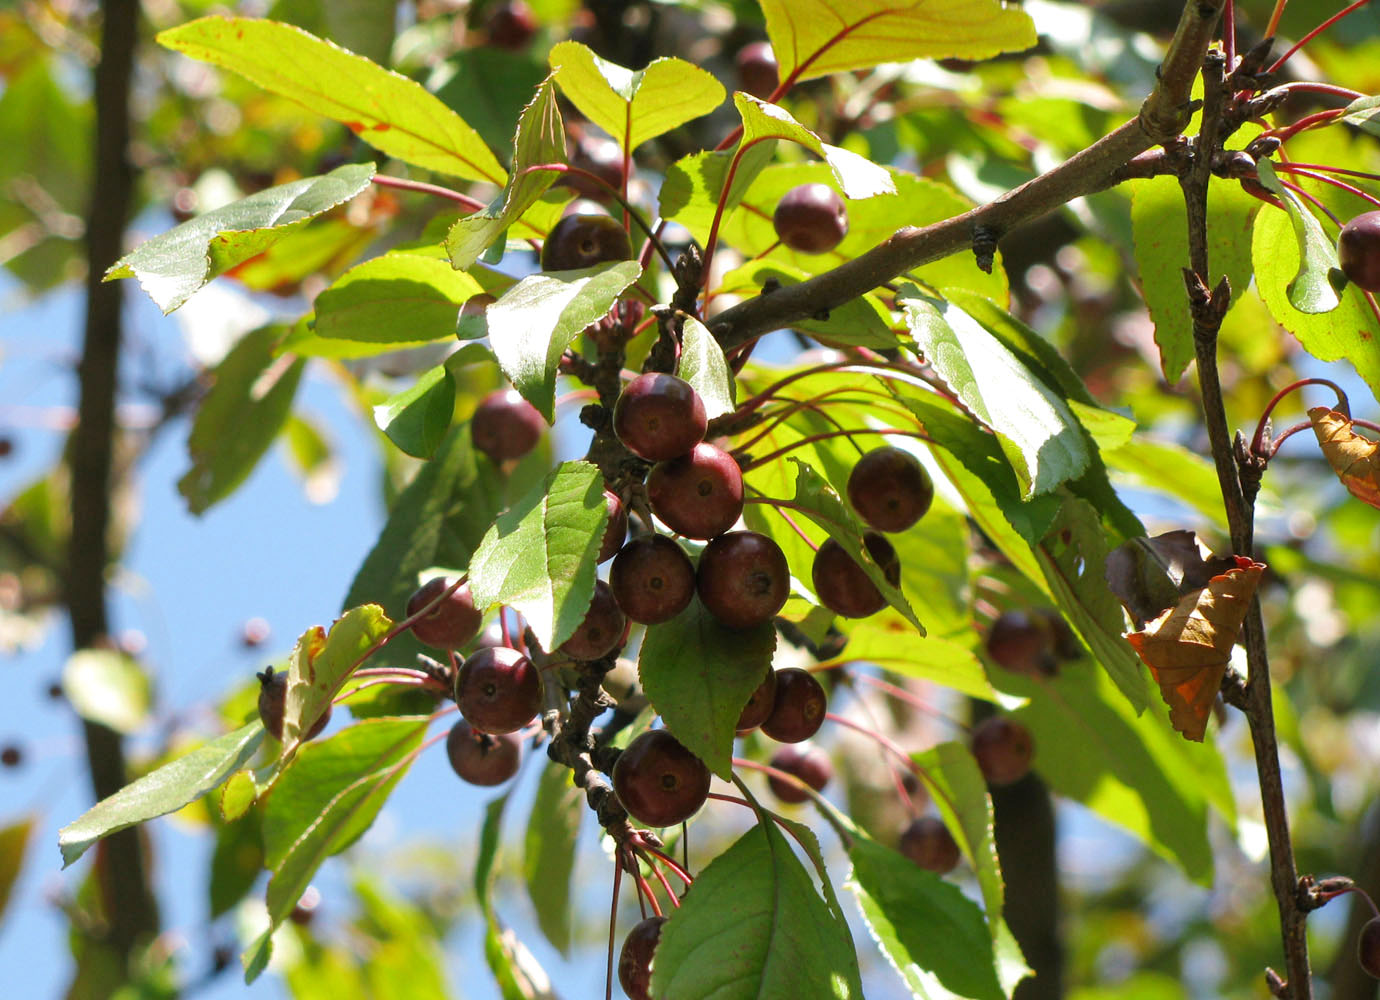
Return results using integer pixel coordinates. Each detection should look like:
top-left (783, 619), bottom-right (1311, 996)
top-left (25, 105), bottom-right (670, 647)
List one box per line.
top-left (471, 389), bottom-right (545, 463)
top-left (407, 577), bottom-right (483, 650)
top-left (619, 915), bottom-right (668, 1000)
top-left (736, 41), bottom-right (779, 100)
top-left (613, 729), bottom-right (712, 827)
top-left (811, 533), bottom-right (900, 619)
top-left (609, 534), bottom-right (696, 624)
top-left (446, 719), bottom-right (523, 786)
top-left (899, 815), bottom-right (961, 874)
top-left (599, 489), bottom-right (629, 563)
top-left (485, 0), bottom-right (538, 49)
top-left (847, 446), bottom-right (934, 533)
top-left (773, 184), bottom-right (849, 254)
top-left (647, 443), bottom-right (744, 539)
top-left (984, 610), bottom-right (1056, 677)
top-left (558, 580), bottom-right (627, 660)
top-left (541, 213), bottom-right (633, 272)
top-left (1338, 211), bottom-right (1380, 292)
top-left (454, 646), bottom-right (542, 734)
top-left (697, 531), bottom-right (790, 630)
top-left (1358, 916), bottom-right (1380, 978)
top-left (736, 667), bottom-right (778, 733)
top-left (970, 716), bottom-right (1035, 786)
top-left (760, 667), bottom-right (827, 743)
top-left (613, 373), bottom-right (708, 462)
top-left (258, 668), bottom-right (331, 742)
top-left (768, 744), bottom-right (833, 804)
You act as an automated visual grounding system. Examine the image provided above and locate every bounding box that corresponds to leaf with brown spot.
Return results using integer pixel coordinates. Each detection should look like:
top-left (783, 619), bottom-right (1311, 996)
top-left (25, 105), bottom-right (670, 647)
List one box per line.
top-left (1310, 406), bottom-right (1380, 509)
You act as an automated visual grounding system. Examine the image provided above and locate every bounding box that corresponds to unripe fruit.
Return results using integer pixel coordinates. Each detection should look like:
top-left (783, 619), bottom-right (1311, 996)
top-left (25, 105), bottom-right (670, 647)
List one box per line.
top-left (619, 915), bottom-right (668, 1000)
top-left (599, 489), bottom-right (628, 563)
top-left (761, 667), bottom-right (828, 743)
top-left (407, 577), bottom-right (483, 650)
top-left (768, 744), bottom-right (833, 804)
top-left (558, 580), bottom-right (627, 661)
top-left (811, 533), bottom-right (900, 619)
top-left (1358, 916), bottom-right (1380, 978)
top-left (899, 815), bottom-right (961, 874)
top-left (613, 373), bottom-right (708, 462)
top-left (773, 184), bottom-right (849, 254)
top-left (454, 646), bottom-right (542, 734)
top-left (613, 729), bottom-right (712, 827)
top-left (257, 668), bottom-right (331, 742)
top-left (647, 443), bottom-right (744, 539)
top-left (471, 388), bottom-right (545, 463)
top-left (609, 534), bottom-right (696, 625)
top-left (984, 610), bottom-right (1056, 677)
top-left (697, 531), bottom-right (790, 630)
top-left (736, 41), bottom-right (779, 101)
top-left (970, 716), bottom-right (1035, 786)
top-left (847, 446), bottom-right (934, 533)
top-left (541, 214), bottom-right (633, 272)
top-left (446, 719), bottom-right (523, 786)
top-left (1338, 211), bottom-right (1380, 292)
top-left (736, 667), bottom-right (778, 733)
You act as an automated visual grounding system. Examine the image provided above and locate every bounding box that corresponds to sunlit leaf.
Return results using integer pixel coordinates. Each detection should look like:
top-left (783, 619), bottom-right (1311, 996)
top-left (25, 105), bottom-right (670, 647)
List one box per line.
top-left (373, 364), bottom-right (455, 459)
top-left (824, 622), bottom-right (995, 700)
top-left (736, 94), bottom-right (894, 199)
top-left (678, 316), bottom-right (736, 419)
top-left (314, 253), bottom-right (486, 344)
top-left (1254, 160), bottom-right (1340, 314)
top-left (281, 605), bottom-right (393, 753)
top-left (61, 649), bottom-right (153, 735)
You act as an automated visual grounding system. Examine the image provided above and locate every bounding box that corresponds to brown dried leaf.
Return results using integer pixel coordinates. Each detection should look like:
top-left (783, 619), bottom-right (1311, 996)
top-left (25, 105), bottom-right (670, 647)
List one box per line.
top-left (1105, 530), bottom-right (1239, 628)
top-left (1124, 556), bottom-right (1264, 742)
top-left (1309, 406), bottom-right (1380, 509)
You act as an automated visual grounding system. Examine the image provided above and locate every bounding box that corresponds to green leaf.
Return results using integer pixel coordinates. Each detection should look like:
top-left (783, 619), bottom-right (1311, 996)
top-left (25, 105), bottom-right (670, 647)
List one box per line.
top-left (678, 316), bottom-right (736, 419)
top-left (158, 18), bottom-right (505, 183)
top-left (445, 79), bottom-right (565, 270)
top-left (487, 260), bottom-right (643, 420)
top-left (899, 288), bottom-right (1091, 498)
top-left (314, 253), bottom-right (486, 344)
top-left (468, 461), bottom-right (606, 651)
top-left (659, 144), bottom-right (779, 230)
top-left (651, 820), bottom-right (864, 999)
top-left (474, 791), bottom-right (557, 999)
top-left (59, 722), bottom-right (265, 867)
top-left (1130, 175), bottom-right (1259, 381)
top-left (0, 816), bottom-right (35, 924)
top-left (911, 743), bottom-right (1006, 926)
top-left (638, 599), bottom-right (776, 780)
top-left (61, 649), bottom-right (153, 735)
top-left (522, 761), bottom-right (583, 955)
top-left (105, 163), bottom-right (375, 313)
top-left (718, 263), bottom-right (901, 348)
top-left (735, 93), bottom-right (894, 199)
top-left (760, 0), bottom-right (1037, 83)
top-left (1341, 92), bottom-right (1380, 137)
top-left (178, 325), bottom-right (305, 515)
top-left (373, 363), bottom-right (455, 459)
top-left (281, 605), bottom-right (393, 752)
top-left (548, 41), bottom-right (725, 150)
top-left (827, 623), bottom-right (995, 700)
top-left (1254, 159), bottom-right (1340, 314)
top-left (218, 770), bottom-right (258, 822)
top-left (209, 806), bottom-right (263, 919)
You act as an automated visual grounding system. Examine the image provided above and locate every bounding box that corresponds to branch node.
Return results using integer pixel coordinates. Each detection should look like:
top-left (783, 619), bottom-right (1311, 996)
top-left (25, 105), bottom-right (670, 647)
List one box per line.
top-left (1265, 968), bottom-right (1288, 998)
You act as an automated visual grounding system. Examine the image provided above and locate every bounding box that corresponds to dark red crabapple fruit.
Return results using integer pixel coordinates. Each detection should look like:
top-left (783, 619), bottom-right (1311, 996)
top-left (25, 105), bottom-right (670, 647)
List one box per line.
top-left (612, 729), bottom-right (712, 827)
top-left (847, 446), bottom-right (934, 533)
top-left (970, 716), bottom-right (1035, 786)
top-left (899, 815), bottom-right (961, 874)
top-left (485, 0), bottom-right (538, 49)
top-left (471, 388), bottom-right (545, 463)
top-left (773, 183), bottom-right (849, 254)
top-left (811, 533), bottom-right (900, 619)
top-left (454, 646), bottom-right (542, 734)
top-left (984, 610), bottom-right (1057, 677)
top-left (736, 41), bottom-right (779, 101)
top-left (558, 580), bottom-right (627, 661)
top-left (613, 373), bottom-right (708, 462)
top-left (619, 914), bottom-right (668, 1000)
top-left (736, 666), bottom-right (778, 733)
top-left (446, 719), bottom-right (523, 786)
top-left (647, 443), bottom-right (744, 540)
top-left (406, 577), bottom-right (483, 650)
top-left (257, 667), bottom-right (331, 742)
top-left (768, 744), bottom-right (833, 804)
top-left (760, 666), bottom-right (828, 743)
top-left (697, 531), bottom-right (790, 630)
top-left (0, 744), bottom-right (22, 768)
top-left (1358, 916), bottom-right (1380, 978)
top-left (1338, 211), bottom-right (1380, 293)
top-left (609, 534), bottom-right (696, 624)
top-left (541, 213), bottom-right (633, 272)
top-left (598, 489), bottom-right (628, 563)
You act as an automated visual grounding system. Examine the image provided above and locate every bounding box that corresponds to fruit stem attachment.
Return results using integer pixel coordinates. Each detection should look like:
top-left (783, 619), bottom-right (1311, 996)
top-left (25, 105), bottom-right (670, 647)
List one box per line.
top-left (520, 164), bottom-right (675, 271)
top-left (1250, 377), bottom-right (1348, 457)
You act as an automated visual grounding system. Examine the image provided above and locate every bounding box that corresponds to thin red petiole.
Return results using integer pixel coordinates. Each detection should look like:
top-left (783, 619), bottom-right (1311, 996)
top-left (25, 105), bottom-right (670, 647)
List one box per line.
top-left (1278, 178), bottom-right (1343, 227)
top-left (1250, 377), bottom-right (1347, 456)
top-left (1268, 0), bottom-right (1375, 73)
top-left (605, 854), bottom-right (623, 1000)
top-left (1272, 164), bottom-right (1380, 208)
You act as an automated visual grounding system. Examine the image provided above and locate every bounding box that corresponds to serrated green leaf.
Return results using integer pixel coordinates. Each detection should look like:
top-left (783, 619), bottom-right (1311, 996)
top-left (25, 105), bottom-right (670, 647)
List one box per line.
top-left (1255, 160), bottom-right (1340, 314)
top-left (736, 93), bottom-right (893, 199)
top-left (638, 599), bottom-right (776, 780)
top-left (651, 820), bottom-right (864, 999)
top-left (158, 18), bottom-right (504, 183)
top-left (59, 722), bottom-right (265, 867)
top-left (522, 761), bottom-right (583, 955)
top-left (61, 649), bottom-right (153, 735)
top-left (445, 79), bottom-right (565, 270)
top-left (487, 261), bottom-right (642, 420)
top-left (761, 0), bottom-right (1036, 83)
top-left (374, 364), bottom-right (455, 459)
top-left (282, 605), bottom-right (393, 753)
top-left (314, 254), bottom-right (485, 344)
top-left (468, 461), bottom-right (606, 651)
top-left (0, 816), bottom-right (35, 924)
top-left (678, 316), bottom-right (735, 419)
top-left (548, 41), bottom-right (725, 150)
top-left (105, 163), bottom-right (374, 313)
top-left (659, 144), bottom-right (779, 230)
top-left (179, 325), bottom-right (305, 515)
top-left (827, 624), bottom-right (995, 700)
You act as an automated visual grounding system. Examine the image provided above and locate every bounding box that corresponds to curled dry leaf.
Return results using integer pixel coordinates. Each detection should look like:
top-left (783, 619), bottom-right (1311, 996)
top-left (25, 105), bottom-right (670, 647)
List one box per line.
top-left (1124, 556), bottom-right (1264, 742)
top-left (1309, 406), bottom-right (1380, 509)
